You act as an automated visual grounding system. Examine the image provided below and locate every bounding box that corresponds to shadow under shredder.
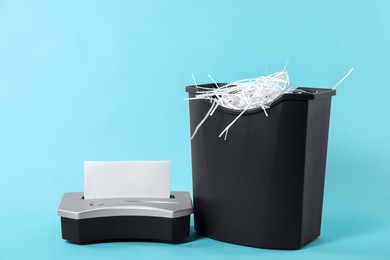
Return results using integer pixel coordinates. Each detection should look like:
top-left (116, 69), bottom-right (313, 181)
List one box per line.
top-left (186, 84), bottom-right (336, 249)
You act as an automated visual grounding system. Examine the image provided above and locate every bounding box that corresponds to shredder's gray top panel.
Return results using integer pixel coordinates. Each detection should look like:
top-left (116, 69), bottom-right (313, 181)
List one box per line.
top-left (58, 191), bottom-right (193, 219)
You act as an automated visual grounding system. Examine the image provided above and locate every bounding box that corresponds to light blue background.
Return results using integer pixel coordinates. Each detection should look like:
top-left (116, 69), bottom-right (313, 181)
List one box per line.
top-left (1, 0), bottom-right (389, 259)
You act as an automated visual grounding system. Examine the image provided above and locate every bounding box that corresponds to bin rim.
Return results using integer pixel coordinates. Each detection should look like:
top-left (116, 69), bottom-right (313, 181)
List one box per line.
top-left (186, 83), bottom-right (336, 115)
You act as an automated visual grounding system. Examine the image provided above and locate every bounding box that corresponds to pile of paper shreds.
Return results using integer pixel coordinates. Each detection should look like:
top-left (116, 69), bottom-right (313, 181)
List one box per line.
top-left (188, 70), bottom-right (291, 140)
top-left (187, 68), bottom-right (352, 140)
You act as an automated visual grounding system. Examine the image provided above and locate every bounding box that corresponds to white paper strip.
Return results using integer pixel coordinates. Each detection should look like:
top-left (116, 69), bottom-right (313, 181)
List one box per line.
top-left (84, 161), bottom-right (171, 200)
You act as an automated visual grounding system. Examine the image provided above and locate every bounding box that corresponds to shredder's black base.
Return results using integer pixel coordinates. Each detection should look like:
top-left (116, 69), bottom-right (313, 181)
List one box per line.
top-left (187, 85), bottom-right (335, 250)
top-left (61, 215), bottom-right (190, 244)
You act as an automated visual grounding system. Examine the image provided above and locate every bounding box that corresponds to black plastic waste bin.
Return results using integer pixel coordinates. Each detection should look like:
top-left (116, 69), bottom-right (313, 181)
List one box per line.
top-left (186, 84), bottom-right (336, 249)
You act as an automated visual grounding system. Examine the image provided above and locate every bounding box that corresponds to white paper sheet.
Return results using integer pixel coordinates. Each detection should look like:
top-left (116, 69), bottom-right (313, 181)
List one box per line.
top-left (84, 161), bottom-right (171, 200)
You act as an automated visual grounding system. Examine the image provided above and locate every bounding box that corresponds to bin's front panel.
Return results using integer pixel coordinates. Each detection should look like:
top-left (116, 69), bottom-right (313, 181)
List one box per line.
top-left (189, 97), bottom-right (310, 249)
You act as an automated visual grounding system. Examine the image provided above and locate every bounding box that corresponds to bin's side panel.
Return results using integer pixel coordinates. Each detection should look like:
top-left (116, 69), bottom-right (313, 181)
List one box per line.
top-left (260, 100), bottom-right (308, 249)
top-left (300, 97), bottom-right (333, 247)
top-left (187, 95), bottom-right (210, 234)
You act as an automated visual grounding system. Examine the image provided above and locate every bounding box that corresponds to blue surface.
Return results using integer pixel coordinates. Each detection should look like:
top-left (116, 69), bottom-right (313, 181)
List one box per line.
top-left (1, 0), bottom-right (389, 259)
